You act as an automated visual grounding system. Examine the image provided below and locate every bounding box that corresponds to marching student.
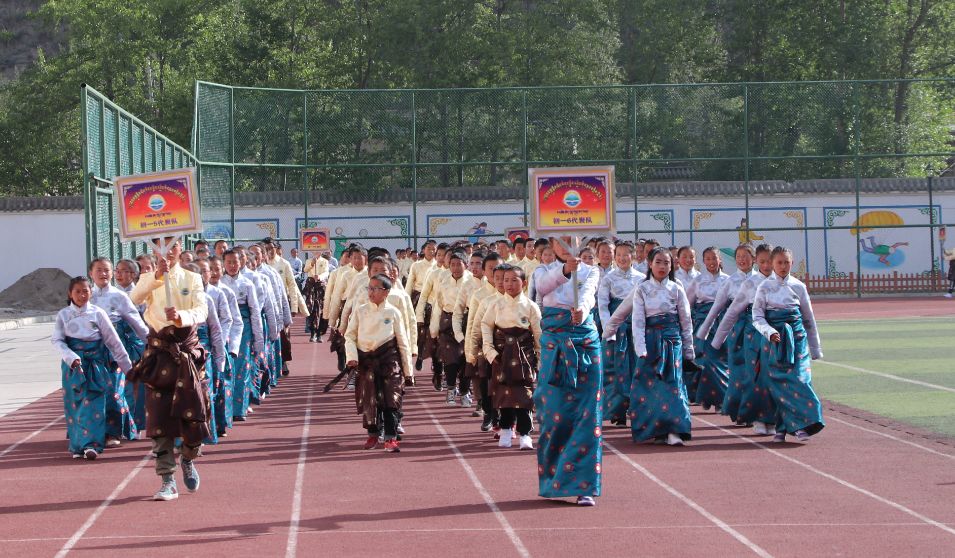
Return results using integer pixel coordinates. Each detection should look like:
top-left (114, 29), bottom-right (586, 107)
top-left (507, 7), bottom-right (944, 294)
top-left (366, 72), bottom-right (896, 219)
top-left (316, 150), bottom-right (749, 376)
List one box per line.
top-left (429, 250), bottom-right (472, 405)
top-left (406, 240), bottom-right (438, 366)
top-left (481, 265), bottom-right (541, 450)
top-left (330, 246), bottom-right (367, 376)
top-left (696, 244), bottom-right (759, 425)
top-left (303, 251), bottom-right (330, 341)
top-left (452, 251), bottom-right (488, 410)
top-left (247, 246), bottom-right (284, 398)
top-left (529, 242), bottom-right (557, 306)
top-left (128, 237), bottom-right (209, 501)
top-left (415, 243), bottom-right (450, 389)
top-left (686, 247), bottom-right (729, 409)
top-left (711, 244), bottom-right (776, 434)
top-left (465, 253), bottom-right (504, 431)
top-left (113, 258), bottom-right (148, 426)
top-left (184, 262), bottom-right (226, 445)
top-left (675, 246), bottom-right (700, 287)
top-left (52, 276), bottom-right (132, 459)
top-left (752, 246), bottom-right (825, 442)
top-left (321, 249), bottom-right (351, 340)
top-left (221, 249), bottom-right (267, 422)
top-left (597, 241), bottom-right (645, 427)
top-left (345, 274), bottom-right (414, 452)
top-left (208, 255), bottom-right (243, 436)
top-left (633, 240), bottom-right (648, 275)
top-left (88, 257), bottom-right (146, 444)
top-left (534, 238), bottom-right (603, 506)
top-left (629, 247), bottom-right (697, 447)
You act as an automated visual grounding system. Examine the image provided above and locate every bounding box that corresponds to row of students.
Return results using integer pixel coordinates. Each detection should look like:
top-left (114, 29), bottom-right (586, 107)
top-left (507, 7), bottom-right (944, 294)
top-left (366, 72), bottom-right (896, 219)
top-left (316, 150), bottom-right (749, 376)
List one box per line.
top-left (52, 238), bottom-right (308, 502)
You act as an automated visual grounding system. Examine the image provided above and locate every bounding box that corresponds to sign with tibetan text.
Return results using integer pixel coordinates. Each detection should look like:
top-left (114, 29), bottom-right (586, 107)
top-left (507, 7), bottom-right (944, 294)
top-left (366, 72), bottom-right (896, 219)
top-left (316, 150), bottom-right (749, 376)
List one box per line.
top-left (300, 227), bottom-right (330, 252)
top-left (529, 166), bottom-right (615, 234)
top-left (115, 168), bottom-right (201, 241)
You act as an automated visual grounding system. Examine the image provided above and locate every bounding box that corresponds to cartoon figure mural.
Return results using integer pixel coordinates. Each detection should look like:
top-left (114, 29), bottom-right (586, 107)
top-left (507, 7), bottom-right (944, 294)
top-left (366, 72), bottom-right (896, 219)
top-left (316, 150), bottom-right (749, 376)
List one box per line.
top-left (466, 222), bottom-right (492, 244)
top-left (851, 211), bottom-right (908, 269)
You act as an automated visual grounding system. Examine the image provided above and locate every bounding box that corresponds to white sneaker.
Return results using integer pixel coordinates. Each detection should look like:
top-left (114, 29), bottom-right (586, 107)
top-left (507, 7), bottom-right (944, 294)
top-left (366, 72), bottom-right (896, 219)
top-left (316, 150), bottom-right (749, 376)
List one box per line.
top-left (944, 293), bottom-right (953, 298)
top-left (461, 393), bottom-right (473, 408)
top-left (753, 422), bottom-right (768, 436)
top-left (498, 429), bottom-right (513, 448)
top-left (446, 391), bottom-right (456, 406)
top-left (396, 424), bottom-right (405, 435)
top-left (576, 496), bottom-right (596, 506)
top-left (518, 435), bottom-right (534, 450)
top-left (666, 433), bottom-right (685, 446)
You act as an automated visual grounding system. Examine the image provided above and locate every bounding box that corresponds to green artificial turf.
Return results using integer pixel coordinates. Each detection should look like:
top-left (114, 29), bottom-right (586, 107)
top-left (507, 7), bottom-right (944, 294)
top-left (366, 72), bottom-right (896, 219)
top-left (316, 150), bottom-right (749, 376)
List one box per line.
top-left (813, 317), bottom-right (955, 437)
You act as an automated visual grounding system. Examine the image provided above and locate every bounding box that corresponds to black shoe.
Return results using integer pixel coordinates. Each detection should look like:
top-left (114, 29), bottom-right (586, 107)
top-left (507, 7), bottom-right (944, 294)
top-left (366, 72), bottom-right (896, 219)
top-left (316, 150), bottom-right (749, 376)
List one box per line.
top-left (415, 358), bottom-right (423, 371)
top-left (432, 373), bottom-right (441, 391)
top-left (480, 415), bottom-right (493, 432)
top-left (233, 416), bottom-right (247, 422)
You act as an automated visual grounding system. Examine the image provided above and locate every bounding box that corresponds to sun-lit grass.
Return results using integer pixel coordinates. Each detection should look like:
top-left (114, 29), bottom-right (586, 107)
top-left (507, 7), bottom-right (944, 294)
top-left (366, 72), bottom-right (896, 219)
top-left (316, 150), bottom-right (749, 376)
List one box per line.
top-left (813, 317), bottom-right (955, 437)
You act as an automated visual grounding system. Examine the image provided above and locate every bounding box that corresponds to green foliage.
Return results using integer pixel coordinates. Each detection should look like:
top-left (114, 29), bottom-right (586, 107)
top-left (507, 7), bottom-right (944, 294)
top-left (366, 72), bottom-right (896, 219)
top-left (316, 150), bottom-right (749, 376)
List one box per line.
top-left (1, 0), bottom-right (954, 196)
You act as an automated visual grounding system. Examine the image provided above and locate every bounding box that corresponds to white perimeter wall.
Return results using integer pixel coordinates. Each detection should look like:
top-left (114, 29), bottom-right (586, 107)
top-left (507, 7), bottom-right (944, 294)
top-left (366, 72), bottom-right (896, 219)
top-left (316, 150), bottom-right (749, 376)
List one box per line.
top-left (2, 190), bottom-right (952, 292)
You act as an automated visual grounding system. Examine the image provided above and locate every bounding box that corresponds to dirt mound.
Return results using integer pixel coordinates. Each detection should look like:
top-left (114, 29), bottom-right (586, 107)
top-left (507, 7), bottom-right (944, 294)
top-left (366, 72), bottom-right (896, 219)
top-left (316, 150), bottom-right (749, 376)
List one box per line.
top-left (0, 268), bottom-right (72, 311)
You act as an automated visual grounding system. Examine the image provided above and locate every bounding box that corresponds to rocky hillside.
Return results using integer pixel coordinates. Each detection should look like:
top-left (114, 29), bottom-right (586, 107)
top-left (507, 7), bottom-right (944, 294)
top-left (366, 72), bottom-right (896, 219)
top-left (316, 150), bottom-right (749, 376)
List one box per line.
top-left (0, 0), bottom-right (61, 83)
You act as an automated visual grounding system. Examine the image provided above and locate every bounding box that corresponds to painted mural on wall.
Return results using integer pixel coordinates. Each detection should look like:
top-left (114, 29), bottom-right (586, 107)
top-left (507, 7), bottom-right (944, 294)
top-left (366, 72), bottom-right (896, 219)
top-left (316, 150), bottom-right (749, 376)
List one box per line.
top-left (690, 208), bottom-right (810, 277)
top-left (295, 215), bottom-right (411, 257)
top-left (823, 205), bottom-right (941, 276)
top-left (204, 219), bottom-right (279, 243)
top-left (427, 207), bottom-right (676, 245)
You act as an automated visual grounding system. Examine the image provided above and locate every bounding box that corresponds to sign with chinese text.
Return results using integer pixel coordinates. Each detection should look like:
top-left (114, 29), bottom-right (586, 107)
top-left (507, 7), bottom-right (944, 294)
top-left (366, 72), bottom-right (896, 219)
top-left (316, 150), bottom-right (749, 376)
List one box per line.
top-left (115, 168), bottom-right (201, 241)
top-left (529, 166), bottom-right (615, 235)
top-left (300, 227), bottom-right (330, 252)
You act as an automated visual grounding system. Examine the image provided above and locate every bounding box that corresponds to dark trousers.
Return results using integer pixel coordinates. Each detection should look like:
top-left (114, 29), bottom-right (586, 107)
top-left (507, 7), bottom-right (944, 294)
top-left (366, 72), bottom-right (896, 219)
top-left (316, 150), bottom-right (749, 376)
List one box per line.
top-left (280, 327), bottom-right (292, 362)
top-left (499, 408), bottom-right (532, 436)
top-left (948, 278), bottom-right (955, 294)
top-left (444, 362), bottom-right (470, 394)
top-left (479, 377), bottom-right (498, 425)
top-left (367, 408), bottom-right (399, 439)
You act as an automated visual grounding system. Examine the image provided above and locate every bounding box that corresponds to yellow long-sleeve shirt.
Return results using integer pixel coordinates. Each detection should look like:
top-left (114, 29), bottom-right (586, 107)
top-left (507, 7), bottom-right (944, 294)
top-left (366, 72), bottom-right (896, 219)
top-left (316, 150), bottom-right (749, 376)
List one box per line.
top-left (130, 264), bottom-right (208, 332)
top-left (344, 300), bottom-right (414, 378)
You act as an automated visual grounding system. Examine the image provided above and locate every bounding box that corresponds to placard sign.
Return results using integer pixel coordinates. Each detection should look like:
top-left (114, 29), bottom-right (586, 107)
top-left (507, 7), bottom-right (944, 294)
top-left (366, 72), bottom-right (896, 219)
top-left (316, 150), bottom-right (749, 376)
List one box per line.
top-left (505, 227), bottom-right (531, 243)
top-left (300, 227), bottom-right (330, 252)
top-left (529, 166), bottom-right (615, 235)
top-left (115, 168), bottom-right (202, 241)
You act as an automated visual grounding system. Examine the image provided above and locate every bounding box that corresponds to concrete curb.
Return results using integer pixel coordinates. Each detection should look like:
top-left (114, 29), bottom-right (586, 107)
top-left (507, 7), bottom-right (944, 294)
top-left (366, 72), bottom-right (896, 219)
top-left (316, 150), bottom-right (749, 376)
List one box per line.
top-left (0, 314), bottom-right (57, 331)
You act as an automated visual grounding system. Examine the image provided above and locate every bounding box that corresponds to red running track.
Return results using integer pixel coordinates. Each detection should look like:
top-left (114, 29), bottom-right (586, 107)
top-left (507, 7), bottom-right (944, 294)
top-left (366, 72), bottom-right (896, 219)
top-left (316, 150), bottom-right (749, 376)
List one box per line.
top-left (1, 327), bottom-right (954, 557)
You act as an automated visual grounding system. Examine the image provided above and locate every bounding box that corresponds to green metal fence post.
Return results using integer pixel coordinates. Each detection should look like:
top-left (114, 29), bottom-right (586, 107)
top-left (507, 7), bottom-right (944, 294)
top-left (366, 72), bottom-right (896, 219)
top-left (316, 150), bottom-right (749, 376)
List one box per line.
top-left (522, 90), bottom-right (529, 227)
top-left (81, 86), bottom-right (93, 263)
top-left (412, 91), bottom-right (419, 247)
top-left (743, 84), bottom-right (750, 241)
top-left (229, 86), bottom-right (236, 239)
top-left (303, 90), bottom-right (309, 244)
top-left (928, 174), bottom-right (937, 284)
top-left (852, 82), bottom-right (863, 298)
top-left (631, 86), bottom-right (638, 241)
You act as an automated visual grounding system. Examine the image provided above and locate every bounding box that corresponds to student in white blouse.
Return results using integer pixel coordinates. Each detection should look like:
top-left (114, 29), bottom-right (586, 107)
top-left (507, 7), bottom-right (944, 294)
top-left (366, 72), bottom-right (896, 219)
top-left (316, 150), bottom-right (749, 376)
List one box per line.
top-left (52, 277), bottom-right (132, 460)
top-left (629, 247), bottom-right (699, 447)
top-left (675, 246), bottom-right (700, 288)
top-left (751, 247), bottom-right (825, 443)
top-left (686, 247), bottom-right (730, 409)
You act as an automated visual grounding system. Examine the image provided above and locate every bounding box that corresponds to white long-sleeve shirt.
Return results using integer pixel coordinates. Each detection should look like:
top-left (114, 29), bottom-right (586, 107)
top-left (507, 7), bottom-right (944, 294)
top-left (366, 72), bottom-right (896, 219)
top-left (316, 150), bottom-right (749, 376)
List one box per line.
top-left (696, 269), bottom-right (757, 341)
top-left (752, 273), bottom-right (823, 360)
top-left (535, 262), bottom-right (599, 316)
top-left (630, 277), bottom-right (695, 360)
top-left (206, 284), bottom-right (235, 355)
top-left (211, 282), bottom-right (244, 354)
top-left (52, 303), bottom-right (132, 372)
top-left (220, 272), bottom-right (265, 353)
top-left (201, 292), bottom-right (226, 373)
top-left (91, 284), bottom-right (148, 342)
top-left (243, 268), bottom-right (279, 340)
top-left (710, 271), bottom-right (770, 349)
top-left (675, 267), bottom-right (700, 289)
top-left (686, 270), bottom-right (729, 307)
top-left (597, 266), bottom-right (645, 326)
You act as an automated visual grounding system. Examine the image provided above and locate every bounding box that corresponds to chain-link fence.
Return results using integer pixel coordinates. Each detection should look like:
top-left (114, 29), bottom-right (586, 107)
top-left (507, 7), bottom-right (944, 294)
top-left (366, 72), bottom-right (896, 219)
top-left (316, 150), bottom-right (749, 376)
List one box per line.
top-left (85, 79), bottom-right (955, 294)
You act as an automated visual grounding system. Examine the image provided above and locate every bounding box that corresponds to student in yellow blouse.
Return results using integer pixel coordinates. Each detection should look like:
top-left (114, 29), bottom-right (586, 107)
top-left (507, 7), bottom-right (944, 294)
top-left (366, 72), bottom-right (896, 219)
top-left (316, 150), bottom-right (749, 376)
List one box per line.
top-left (129, 236), bottom-right (209, 502)
top-left (345, 273), bottom-right (414, 453)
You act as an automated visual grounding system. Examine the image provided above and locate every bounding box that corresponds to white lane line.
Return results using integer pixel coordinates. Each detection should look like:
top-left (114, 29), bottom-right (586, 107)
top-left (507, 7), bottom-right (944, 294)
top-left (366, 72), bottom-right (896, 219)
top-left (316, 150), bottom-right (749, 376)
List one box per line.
top-left (54, 452), bottom-right (152, 557)
top-left (7, 521), bottom-right (951, 543)
top-left (285, 344), bottom-right (318, 558)
top-left (605, 441), bottom-right (774, 558)
top-left (817, 360), bottom-right (955, 394)
top-left (0, 415), bottom-right (62, 458)
top-left (696, 417), bottom-right (955, 537)
top-left (421, 401), bottom-right (531, 558)
top-left (826, 415), bottom-right (955, 461)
